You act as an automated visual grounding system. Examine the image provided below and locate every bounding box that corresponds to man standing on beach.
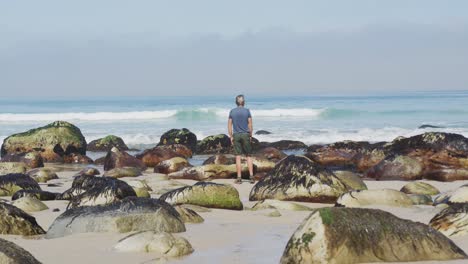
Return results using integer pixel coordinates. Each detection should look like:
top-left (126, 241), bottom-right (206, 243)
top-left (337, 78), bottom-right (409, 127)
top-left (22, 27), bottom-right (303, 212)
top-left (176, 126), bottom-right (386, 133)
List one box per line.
top-left (228, 95), bottom-right (255, 184)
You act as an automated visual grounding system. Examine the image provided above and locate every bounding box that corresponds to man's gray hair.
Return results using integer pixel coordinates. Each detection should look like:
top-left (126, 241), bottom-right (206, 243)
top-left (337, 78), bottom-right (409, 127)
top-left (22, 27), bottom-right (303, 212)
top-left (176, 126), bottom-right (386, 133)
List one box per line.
top-left (235, 94), bottom-right (245, 106)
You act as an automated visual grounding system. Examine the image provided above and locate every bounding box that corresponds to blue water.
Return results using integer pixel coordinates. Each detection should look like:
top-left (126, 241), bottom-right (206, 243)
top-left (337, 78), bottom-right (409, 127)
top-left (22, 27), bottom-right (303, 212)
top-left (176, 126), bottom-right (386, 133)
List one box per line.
top-left (1, 91), bottom-right (468, 149)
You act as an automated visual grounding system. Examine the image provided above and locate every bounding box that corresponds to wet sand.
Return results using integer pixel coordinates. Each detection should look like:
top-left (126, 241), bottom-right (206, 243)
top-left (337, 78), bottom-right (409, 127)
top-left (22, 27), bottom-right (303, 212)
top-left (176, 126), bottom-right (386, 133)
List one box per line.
top-left (2, 166), bottom-right (468, 264)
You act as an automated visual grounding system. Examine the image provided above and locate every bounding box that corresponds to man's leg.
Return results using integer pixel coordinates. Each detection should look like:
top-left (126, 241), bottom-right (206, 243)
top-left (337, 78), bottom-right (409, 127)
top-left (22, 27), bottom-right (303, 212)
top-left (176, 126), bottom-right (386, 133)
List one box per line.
top-left (246, 156), bottom-right (255, 183)
top-left (236, 155), bottom-right (242, 180)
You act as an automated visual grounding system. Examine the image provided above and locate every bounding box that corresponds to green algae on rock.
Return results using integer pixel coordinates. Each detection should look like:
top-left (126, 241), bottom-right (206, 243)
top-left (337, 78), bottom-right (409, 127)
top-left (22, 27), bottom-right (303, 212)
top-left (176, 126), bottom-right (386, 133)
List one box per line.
top-left (87, 135), bottom-right (129, 151)
top-left (0, 173), bottom-right (41, 196)
top-left (0, 202), bottom-right (45, 236)
top-left (158, 128), bottom-right (198, 151)
top-left (0, 238), bottom-right (42, 264)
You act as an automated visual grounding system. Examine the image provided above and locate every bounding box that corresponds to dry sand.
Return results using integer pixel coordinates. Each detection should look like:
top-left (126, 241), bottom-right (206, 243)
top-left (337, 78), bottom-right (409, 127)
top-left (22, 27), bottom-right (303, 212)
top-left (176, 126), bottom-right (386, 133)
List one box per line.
top-left (2, 165), bottom-right (468, 264)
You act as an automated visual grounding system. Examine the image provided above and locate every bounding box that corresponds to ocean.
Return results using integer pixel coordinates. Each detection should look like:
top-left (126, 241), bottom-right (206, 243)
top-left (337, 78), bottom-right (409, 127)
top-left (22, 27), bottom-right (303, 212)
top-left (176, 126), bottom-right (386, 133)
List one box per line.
top-left (1, 91), bottom-right (468, 152)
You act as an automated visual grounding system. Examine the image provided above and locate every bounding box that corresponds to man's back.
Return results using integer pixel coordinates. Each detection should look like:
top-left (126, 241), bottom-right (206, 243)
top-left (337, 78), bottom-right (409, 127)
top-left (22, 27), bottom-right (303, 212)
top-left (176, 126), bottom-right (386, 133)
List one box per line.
top-left (229, 107), bottom-right (251, 134)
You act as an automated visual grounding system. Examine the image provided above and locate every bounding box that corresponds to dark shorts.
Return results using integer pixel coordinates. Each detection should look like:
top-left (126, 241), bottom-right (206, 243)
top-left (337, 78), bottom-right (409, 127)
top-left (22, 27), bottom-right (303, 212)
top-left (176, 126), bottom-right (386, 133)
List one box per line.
top-left (233, 133), bottom-right (252, 155)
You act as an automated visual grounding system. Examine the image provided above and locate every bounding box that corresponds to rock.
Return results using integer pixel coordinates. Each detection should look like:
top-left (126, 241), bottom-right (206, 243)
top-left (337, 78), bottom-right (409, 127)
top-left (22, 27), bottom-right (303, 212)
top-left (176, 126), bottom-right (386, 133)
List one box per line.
top-left (254, 147), bottom-right (287, 162)
top-left (160, 182), bottom-right (243, 210)
top-left (202, 154), bottom-right (236, 165)
top-left (158, 128), bottom-right (197, 151)
top-left (434, 185), bottom-right (468, 205)
top-left (196, 134), bottom-right (231, 154)
top-left (27, 168), bottom-right (59, 183)
top-left (366, 155), bottom-right (424, 180)
top-left (144, 176), bottom-right (188, 196)
top-left (430, 203), bottom-right (468, 237)
top-left (255, 130), bottom-right (272, 135)
top-left (13, 197), bottom-right (48, 212)
top-left (94, 156), bottom-right (106, 165)
top-left (1, 121), bottom-right (87, 162)
top-left (157, 144), bottom-right (193, 158)
top-left (174, 205), bottom-right (204, 223)
top-left (103, 167), bottom-right (142, 178)
top-left (125, 180), bottom-right (152, 198)
top-left (332, 170), bottom-right (367, 191)
top-left (154, 157), bottom-right (191, 174)
top-left (104, 147), bottom-right (146, 171)
top-left (266, 140), bottom-right (307, 150)
top-left (251, 199), bottom-right (312, 211)
top-left (306, 141), bottom-right (386, 172)
top-left (180, 204), bottom-right (212, 213)
top-left (136, 146), bottom-right (184, 168)
top-left (168, 164), bottom-right (254, 181)
top-left (266, 210), bottom-right (281, 217)
top-left (202, 154), bottom-right (274, 173)
top-left (75, 167), bottom-right (100, 176)
top-left (12, 189), bottom-right (59, 201)
top-left (113, 231), bottom-right (193, 257)
top-left (409, 194), bottom-right (433, 205)
top-left (281, 207), bottom-right (466, 264)
top-left (0, 162), bottom-right (28, 174)
top-left (46, 197), bottom-right (185, 239)
top-left (419, 124), bottom-right (444, 129)
top-left (249, 156), bottom-right (348, 203)
top-left (400, 182), bottom-right (440, 195)
top-left (62, 175), bottom-right (137, 208)
top-left (62, 153), bottom-right (94, 164)
top-left (0, 238), bottom-right (42, 264)
top-left (1, 152), bottom-right (44, 168)
top-left (0, 173), bottom-right (41, 196)
top-left (0, 202), bottom-right (45, 235)
top-left (336, 189), bottom-right (414, 207)
top-left (87, 135), bottom-right (129, 151)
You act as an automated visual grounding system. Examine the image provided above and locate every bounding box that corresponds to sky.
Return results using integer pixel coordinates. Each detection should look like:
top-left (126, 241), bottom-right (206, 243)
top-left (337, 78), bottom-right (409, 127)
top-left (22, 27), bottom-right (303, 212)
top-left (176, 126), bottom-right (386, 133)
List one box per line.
top-left (1, 0), bottom-right (468, 96)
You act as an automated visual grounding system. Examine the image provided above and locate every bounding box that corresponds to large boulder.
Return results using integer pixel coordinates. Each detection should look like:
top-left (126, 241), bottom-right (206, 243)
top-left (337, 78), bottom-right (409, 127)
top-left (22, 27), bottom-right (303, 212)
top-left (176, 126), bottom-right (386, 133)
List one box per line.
top-left (254, 147), bottom-right (287, 162)
top-left (368, 132), bottom-right (468, 181)
top-left (336, 189), bottom-right (414, 208)
top-left (0, 202), bottom-right (45, 235)
top-left (430, 203), bottom-right (468, 237)
top-left (0, 173), bottom-right (41, 196)
top-left (249, 156), bottom-right (348, 203)
top-left (0, 162), bottom-right (27, 174)
top-left (332, 170), bottom-right (367, 191)
top-left (12, 189), bottom-right (59, 201)
top-left (60, 175), bottom-right (136, 208)
top-left (167, 164), bottom-right (252, 181)
top-left (1, 152), bottom-right (43, 168)
top-left (158, 128), bottom-right (197, 151)
top-left (27, 168), bottom-right (59, 183)
top-left (46, 197), bottom-right (185, 239)
top-left (0, 238), bottom-right (42, 264)
top-left (306, 141), bottom-right (386, 172)
top-left (281, 207), bottom-right (466, 264)
top-left (400, 182), bottom-right (440, 195)
top-left (113, 231), bottom-right (193, 257)
top-left (104, 147), bottom-right (146, 171)
top-left (154, 157), bottom-right (191, 174)
top-left (157, 144), bottom-right (193, 158)
top-left (160, 182), bottom-right (243, 210)
top-left (87, 135), bottom-right (129, 152)
top-left (1, 121), bottom-right (87, 162)
top-left (136, 146), bottom-right (184, 168)
top-left (196, 134), bottom-right (231, 154)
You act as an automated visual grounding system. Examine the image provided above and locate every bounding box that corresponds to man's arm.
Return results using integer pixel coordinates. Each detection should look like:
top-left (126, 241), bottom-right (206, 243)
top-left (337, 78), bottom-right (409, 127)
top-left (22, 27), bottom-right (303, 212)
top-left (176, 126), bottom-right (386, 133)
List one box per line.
top-left (228, 118), bottom-right (233, 143)
top-left (248, 117), bottom-right (253, 137)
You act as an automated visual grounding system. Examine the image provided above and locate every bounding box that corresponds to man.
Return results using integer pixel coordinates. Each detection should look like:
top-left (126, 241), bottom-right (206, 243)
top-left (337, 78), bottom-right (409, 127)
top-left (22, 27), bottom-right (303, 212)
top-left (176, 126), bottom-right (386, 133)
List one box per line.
top-left (228, 94), bottom-right (254, 184)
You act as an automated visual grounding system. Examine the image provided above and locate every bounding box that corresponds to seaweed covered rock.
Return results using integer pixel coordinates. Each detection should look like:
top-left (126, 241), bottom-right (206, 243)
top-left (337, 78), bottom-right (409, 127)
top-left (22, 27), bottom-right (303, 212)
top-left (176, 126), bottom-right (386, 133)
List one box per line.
top-left (27, 168), bottom-right (59, 183)
top-left (281, 207), bottom-right (466, 264)
top-left (0, 202), bottom-right (45, 235)
top-left (103, 167), bottom-right (142, 178)
top-left (154, 157), bottom-right (191, 174)
top-left (254, 147), bottom-right (287, 162)
top-left (125, 180), bottom-right (152, 198)
top-left (0, 173), bottom-right (41, 196)
top-left (87, 135), bottom-right (129, 151)
top-left (336, 189), bottom-right (413, 208)
top-left (174, 205), bottom-right (204, 223)
top-left (61, 175), bottom-right (137, 208)
top-left (113, 231), bottom-right (193, 257)
top-left (168, 164), bottom-right (253, 181)
top-left (136, 146), bottom-right (184, 168)
top-left (430, 203), bottom-right (468, 237)
top-left (157, 144), bottom-right (193, 158)
top-left (46, 197), bottom-right (185, 238)
top-left (0, 238), bottom-right (42, 264)
top-left (0, 162), bottom-right (27, 174)
top-left (160, 182), bottom-right (243, 210)
top-left (196, 134), bottom-right (231, 154)
top-left (12, 189), bottom-right (59, 201)
top-left (368, 132), bottom-right (468, 181)
top-left (13, 197), bottom-right (48, 212)
top-left (1, 152), bottom-right (43, 168)
top-left (306, 141), bottom-right (386, 172)
top-left (249, 156), bottom-right (348, 203)
top-left (400, 182), bottom-right (440, 195)
top-left (1, 121), bottom-right (87, 162)
top-left (158, 128), bottom-right (197, 151)
top-left (104, 147), bottom-right (146, 171)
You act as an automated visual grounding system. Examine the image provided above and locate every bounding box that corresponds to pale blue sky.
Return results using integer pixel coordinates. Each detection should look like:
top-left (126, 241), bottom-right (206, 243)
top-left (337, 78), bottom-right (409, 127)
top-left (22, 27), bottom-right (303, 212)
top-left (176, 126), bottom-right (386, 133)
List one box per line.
top-left (1, 0), bottom-right (467, 96)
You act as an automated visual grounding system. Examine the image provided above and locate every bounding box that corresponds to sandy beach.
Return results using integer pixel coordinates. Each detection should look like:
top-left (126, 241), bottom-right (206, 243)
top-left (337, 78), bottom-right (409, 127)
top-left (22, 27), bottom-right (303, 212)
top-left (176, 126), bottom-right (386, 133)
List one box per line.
top-left (1, 163), bottom-right (468, 264)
